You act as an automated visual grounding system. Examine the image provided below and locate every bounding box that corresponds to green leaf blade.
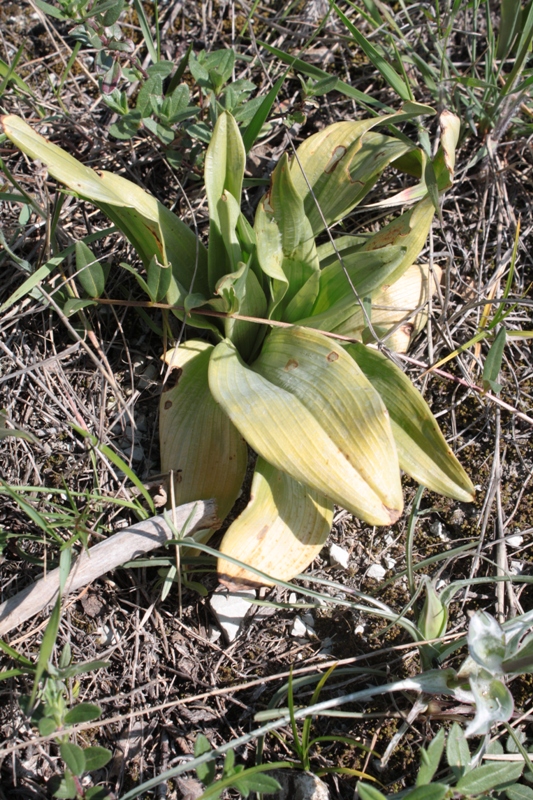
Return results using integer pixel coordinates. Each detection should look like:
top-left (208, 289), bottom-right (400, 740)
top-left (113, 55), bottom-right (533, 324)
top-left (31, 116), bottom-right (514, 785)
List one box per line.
top-left (60, 742), bottom-right (86, 777)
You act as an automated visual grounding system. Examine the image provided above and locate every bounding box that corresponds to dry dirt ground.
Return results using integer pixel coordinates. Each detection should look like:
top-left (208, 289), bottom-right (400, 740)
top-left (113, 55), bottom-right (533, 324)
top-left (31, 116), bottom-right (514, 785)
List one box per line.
top-left (1, 1), bottom-right (533, 799)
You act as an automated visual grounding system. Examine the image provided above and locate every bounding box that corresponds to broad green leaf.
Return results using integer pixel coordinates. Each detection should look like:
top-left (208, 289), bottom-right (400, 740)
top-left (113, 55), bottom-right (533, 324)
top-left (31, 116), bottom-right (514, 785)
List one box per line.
top-left (52, 771), bottom-right (78, 799)
top-left (297, 245), bottom-right (406, 334)
top-left (294, 130), bottom-right (410, 233)
top-left (1, 115), bottom-right (207, 298)
top-left (456, 762), bottom-right (523, 793)
top-left (147, 255), bottom-right (172, 302)
top-left (345, 343), bottom-right (475, 502)
top-left (231, 772), bottom-right (281, 795)
top-left (160, 340), bottom-right (247, 524)
top-left (205, 112), bottom-right (246, 290)
top-left (289, 104), bottom-right (434, 234)
top-left (214, 261), bottom-right (267, 362)
top-left (64, 703), bottom-right (102, 725)
top-left (418, 578), bottom-right (448, 643)
top-left (446, 722), bottom-right (471, 780)
top-left (64, 298), bottom-right (98, 316)
top-left (217, 190), bottom-right (243, 275)
top-left (60, 742), bottom-right (86, 777)
top-left (416, 728), bottom-right (445, 785)
top-left (194, 734), bottom-right (215, 785)
top-left (208, 328), bottom-right (403, 525)
top-left (96, 171), bottom-right (208, 298)
top-left (506, 785), bottom-right (533, 800)
top-left (254, 198), bottom-right (288, 319)
top-left (75, 241), bottom-right (106, 298)
top-left (39, 717), bottom-right (58, 736)
top-left (266, 153), bottom-right (320, 322)
top-left (1, 114), bottom-right (142, 205)
top-left (83, 746), bottom-right (112, 771)
top-left (356, 783), bottom-right (388, 800)
top-left (218, 457), bottom-right (333, 588)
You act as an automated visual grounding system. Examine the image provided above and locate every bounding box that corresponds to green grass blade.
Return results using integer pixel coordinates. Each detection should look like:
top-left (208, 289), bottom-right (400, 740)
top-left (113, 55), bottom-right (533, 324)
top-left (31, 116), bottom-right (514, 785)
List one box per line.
top-left (332, 2), bottom-right (413, 100)
top-left (500, 0), bottom-right (533, 94)
top-left (0, 47), bottom-right (34, 98)
top-left (167, 42), bottom-right (193, 94)
top-left (242, 72), bottom-right (287, 153)
top-left (257, 41), bottom-right (389, 112)
top-left (72, 425), bottom-right (155, 513)
top-left (132, 0), bottom-right (158, 64)
top-left (0, 638), bottom-right (34, 668)
top-left (29, 593), bottom-right (62, 707)
top-left (32, 0), bottom-right (68, 20)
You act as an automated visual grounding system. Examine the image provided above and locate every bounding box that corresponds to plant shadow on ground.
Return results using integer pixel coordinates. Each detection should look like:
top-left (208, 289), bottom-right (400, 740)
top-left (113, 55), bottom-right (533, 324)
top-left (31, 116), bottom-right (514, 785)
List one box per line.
top-left (1, 1), bottom-right (533, 798)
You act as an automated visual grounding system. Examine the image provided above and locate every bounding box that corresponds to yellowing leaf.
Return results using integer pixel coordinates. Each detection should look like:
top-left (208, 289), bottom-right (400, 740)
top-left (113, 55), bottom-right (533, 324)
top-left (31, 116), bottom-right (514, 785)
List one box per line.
top-left (289, 102), bottom-right (434, 233)
top-left (218, 457), bottom-right (333, 588)
top-left (208, 328), bottom-right (403, 525)
top-left (346, 343), bottom-right (475, 502)
top-left (160, 340), bottom-right (247, 523)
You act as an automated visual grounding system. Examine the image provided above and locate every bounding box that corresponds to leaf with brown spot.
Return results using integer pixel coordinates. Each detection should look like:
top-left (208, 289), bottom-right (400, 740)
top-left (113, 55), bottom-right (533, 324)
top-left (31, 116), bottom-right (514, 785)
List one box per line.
top-left (288, 102), bottom-right (434, 234)
top-left (209, 328), bottom-right (403, 525)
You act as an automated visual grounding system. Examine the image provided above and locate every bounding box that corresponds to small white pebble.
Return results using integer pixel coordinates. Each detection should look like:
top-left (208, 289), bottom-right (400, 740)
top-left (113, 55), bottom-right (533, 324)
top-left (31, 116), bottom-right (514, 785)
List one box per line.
top-left (288, 592), bottom-right (297, 605)
top-left (383, 556), bottom-right (396, 569)
top-left (507, 534), bottom-right (524, 549)
top-left (367, 563), bottom-right (387, 580)
top-left (354, 624), bottom-right (365, 635)
top-left (329, 543), bottom-right (350, 569)
top-left (510, 560), bottom-right (525, 575)
top-left (210, 590), bottom-right (256, 643)
top-left (95, 624), bottom-right (119, 646)
top-left (291, 616), bottom-right (308, 637)
top-left (430, 521), bottom-right (450, 541)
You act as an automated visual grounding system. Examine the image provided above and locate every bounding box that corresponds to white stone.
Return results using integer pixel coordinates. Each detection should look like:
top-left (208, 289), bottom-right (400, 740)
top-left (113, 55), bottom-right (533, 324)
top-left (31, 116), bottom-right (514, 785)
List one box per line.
top-left (510, 560), bottom-right (525, 576)
top-left (507, 534), bottom-right (524, 549)
top-left (209, 590), bottom-right (256, 643)
top-left (383, 556), bottom-right (396, 569)
top-left (366, 563), bottom-right (387, 580)
top-left (328, 543), bottom-right (350, 569)
top-left (291, 615), bottom-right (315, 638)
top-left (96, 624), bottom-right (119, 646)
